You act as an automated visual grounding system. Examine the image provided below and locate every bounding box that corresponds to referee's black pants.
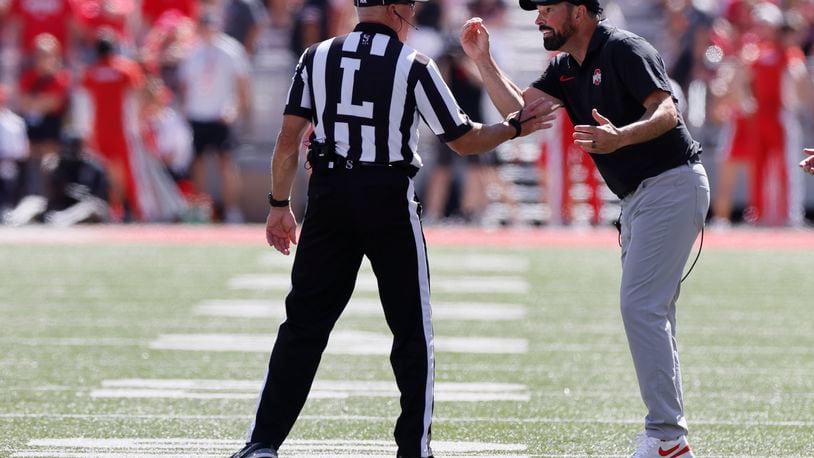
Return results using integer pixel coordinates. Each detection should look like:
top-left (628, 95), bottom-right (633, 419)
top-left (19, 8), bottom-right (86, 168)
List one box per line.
top-left (248, 166), bottom-right (435, 458)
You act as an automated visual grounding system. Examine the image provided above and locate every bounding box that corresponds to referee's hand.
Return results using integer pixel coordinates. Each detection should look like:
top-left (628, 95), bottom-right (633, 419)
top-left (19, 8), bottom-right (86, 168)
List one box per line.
top-left (266, 208), bottom-right (298, 255)
top-left (509, 97), bottom-right (560, 138)
top-left (802, 148), bottom-right (814, 176)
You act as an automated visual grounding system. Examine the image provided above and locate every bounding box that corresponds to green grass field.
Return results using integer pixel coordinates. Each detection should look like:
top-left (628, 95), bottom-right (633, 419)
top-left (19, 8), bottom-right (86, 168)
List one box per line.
top-left (1, 230), bottom-right (813, 457)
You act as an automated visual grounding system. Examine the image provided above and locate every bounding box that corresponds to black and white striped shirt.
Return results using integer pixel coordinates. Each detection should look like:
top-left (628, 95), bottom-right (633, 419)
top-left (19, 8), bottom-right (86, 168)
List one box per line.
top-left (284, 22), bottom-right (473, 169)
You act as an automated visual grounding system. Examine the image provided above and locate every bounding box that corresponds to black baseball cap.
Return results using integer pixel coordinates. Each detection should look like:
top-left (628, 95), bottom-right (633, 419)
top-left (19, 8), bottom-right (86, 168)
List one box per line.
top-left (354, 0), bottom-right (428, 6)
top-left (95, 30), bottom-right (117, 57)
top-left (518, 0), bottom-right (601, 13)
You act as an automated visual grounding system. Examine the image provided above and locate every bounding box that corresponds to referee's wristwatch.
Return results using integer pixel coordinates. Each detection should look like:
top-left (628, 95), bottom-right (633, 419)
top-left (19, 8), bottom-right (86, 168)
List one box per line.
top-left (268, 193), bottom-right (290, 208)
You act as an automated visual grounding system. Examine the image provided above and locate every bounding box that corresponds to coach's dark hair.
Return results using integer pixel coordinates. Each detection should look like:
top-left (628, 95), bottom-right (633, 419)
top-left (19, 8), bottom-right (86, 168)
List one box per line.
top-left (564, 2), bottom-right (603, 20)
top-left (583, 0), bottom-right (603, 16)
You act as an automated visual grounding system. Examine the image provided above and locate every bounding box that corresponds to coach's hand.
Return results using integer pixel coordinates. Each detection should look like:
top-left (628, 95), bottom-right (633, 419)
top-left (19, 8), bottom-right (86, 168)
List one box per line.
top-left (573, 109), bottom-right (622, 154)
top-left (266, 207), bottom-right (298, 255)
top-left (460, 18), bottom-right (491, 63)
top-left (801, 148), bottom-right (814, 176)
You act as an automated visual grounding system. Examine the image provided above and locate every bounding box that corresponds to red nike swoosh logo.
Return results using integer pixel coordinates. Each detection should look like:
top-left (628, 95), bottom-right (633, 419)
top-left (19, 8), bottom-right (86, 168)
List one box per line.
top-left (658, 444), bottom-right (681, 457)
top-left (559, 75), bottom-right (576, 82)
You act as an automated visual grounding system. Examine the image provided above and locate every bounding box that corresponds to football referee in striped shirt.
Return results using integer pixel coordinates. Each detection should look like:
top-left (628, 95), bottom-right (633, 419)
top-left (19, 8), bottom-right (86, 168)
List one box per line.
top-left (230, 1), bottom-right (559, 457)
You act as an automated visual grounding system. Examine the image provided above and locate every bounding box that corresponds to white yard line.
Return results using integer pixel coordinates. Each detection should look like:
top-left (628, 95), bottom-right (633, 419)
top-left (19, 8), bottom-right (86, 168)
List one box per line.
top-left (9, 383), bottom-right (812, 402)
top-left (146, 332), bottom-right (814, 357)
top-left (12, 439), bottom-right (527, 458)
top-left (6, 335), bottom-right (814, 359)
top-left (7, 335), bottom-right (814, 358)
top-left (88, 379), bottom-right (529, 402)
top-left (149, 331), bottom-right (529, 355)
top-left (11, 455), bottom-right (525, 458)
top-left (13, 437), bottom-right (807, 458)
top-left (2, 413), bottom-right (813, 427)
top-left (228, 274), bottom-right (530, 294)
top-left (194, 298), bottom-right (527, 321)
top-left (6, 337), bottom-right (145, 346)
top-left (259, 253), bottom-right (530, 273)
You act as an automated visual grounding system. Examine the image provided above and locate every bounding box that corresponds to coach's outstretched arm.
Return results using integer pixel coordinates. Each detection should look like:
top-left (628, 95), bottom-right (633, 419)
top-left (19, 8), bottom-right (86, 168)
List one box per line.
top-left (447, 96), bottom-right (559, 156)
top-left (460, 18), bottom-right (563, 117)
top-left (460, 18), bottom-right (523, 116)
top-left (266, 114), bottom-right (310, 255)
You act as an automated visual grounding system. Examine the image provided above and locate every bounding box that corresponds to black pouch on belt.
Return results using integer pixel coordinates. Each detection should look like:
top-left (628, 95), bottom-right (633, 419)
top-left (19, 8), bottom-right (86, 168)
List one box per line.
top-left (305, 140), bottom-right (338, 170)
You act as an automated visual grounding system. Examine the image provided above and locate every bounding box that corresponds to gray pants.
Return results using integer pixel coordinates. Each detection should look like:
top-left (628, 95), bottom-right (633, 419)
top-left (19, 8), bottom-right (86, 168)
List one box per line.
top-left (619, 162), bottom-right (710, 440)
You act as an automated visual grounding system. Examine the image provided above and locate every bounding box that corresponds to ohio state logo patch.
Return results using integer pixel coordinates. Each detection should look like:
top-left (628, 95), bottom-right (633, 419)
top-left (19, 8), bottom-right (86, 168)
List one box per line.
top-left (592, 68), bottom-right (602, 86)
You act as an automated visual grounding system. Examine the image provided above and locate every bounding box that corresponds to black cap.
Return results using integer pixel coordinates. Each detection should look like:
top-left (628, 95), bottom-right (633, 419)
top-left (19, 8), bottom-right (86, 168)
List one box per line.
top-left (95, 30), bottom-right (117, 58)
top-left (518, 0), bottom-right (601, 13)
top-left (354, 0), bottom-right (428, 7)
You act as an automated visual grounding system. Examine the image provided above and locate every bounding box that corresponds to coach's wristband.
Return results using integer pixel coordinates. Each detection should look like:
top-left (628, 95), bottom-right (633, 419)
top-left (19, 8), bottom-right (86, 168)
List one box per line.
top-left (268, 193), bottom-right (290, 208)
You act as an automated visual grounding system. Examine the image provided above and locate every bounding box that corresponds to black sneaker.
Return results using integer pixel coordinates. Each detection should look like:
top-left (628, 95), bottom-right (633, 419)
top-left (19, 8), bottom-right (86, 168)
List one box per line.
top-left (230, 443), bottom-right (277, 458)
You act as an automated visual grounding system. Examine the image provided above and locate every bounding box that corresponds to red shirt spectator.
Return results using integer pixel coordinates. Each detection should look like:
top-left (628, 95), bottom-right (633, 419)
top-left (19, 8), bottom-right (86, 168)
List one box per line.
top-left (140, 0), bottom-right (197, 25)
top-left (138, 9), bottom-right (195, 91)
top-left (81, 54), bottom-right (142, 145)
top-left (82, 53), bottom-right (144, 219)
top-left (747, 41), bottom-right (802, 120)
top-left (8, 0), bottom-right (76, 52)
top-left (19, 67), bottom-right (71, 116)
top-left (74, 0), bottom-right (135, 44)
top-left (19, 34), bottom-right (71, 123)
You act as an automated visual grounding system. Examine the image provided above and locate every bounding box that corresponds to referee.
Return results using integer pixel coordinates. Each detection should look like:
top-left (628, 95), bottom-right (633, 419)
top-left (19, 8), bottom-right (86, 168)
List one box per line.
top-left (230, 1), bottom-right (559, 457)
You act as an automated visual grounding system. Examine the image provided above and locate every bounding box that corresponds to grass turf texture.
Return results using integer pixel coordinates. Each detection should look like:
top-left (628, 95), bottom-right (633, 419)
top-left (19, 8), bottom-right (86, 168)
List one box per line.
top-left (0, 241), bottom-right (812, 457)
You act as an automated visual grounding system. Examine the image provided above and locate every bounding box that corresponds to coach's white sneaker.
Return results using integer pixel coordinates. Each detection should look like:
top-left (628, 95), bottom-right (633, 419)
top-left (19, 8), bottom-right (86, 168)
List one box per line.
top-left (630, 432), bottom-right (694, 458)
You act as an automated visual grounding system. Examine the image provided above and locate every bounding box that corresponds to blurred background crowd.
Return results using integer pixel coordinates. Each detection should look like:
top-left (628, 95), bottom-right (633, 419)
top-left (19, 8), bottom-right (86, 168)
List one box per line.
top-left (1, 0), bottom-right (813, 227)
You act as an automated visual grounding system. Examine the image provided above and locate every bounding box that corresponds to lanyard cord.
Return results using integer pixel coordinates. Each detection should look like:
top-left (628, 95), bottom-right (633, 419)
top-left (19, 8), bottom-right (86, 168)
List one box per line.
top-left (614, 216), bottom-right (704, 284)
top-left (680, 225), bottom-right (704, 283)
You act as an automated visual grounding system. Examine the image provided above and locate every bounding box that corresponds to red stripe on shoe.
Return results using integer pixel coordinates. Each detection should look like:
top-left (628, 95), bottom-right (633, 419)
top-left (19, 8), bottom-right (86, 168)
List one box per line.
top-left (671, 445), bottom-right (692, 458)
top-left (658, 445), bottom-right (680, 456)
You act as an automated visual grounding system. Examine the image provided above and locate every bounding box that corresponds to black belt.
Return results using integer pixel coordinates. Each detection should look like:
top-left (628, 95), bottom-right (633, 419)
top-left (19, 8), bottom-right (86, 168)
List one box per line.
top-left (310, 157), bottom-right (418, 178)
top-left (306, 140), bottom-right (418, 178)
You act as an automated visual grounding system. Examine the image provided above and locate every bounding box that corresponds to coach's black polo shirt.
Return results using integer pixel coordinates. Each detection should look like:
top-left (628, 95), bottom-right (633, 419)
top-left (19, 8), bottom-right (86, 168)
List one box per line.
top-left (532, 23), bottom-right (701, 199)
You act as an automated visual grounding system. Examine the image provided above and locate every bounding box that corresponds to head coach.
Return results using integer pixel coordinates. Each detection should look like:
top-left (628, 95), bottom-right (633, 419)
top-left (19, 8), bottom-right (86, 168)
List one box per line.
top-left (460, 0), bottom-right (708, 456)
top-left (228, 0), bottom-right (559, 456)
